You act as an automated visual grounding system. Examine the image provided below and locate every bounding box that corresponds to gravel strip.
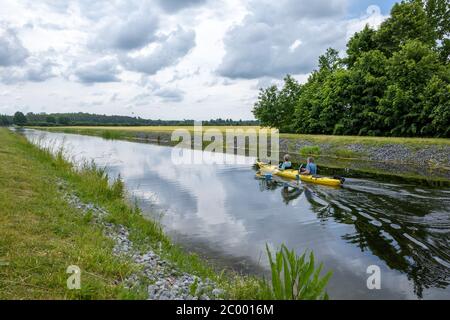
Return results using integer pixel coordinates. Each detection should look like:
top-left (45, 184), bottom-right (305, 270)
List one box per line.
top-left (58, 181), bottom-right (224, 300)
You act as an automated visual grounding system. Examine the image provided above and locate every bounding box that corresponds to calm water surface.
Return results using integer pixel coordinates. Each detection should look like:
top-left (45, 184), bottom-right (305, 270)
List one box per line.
top-left (22, 129), bottom-right (450, 299)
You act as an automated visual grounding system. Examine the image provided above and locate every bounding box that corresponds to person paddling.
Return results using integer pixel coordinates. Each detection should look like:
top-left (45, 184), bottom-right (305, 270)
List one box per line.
top-left (279, 154), bottom-right (292, 170)
top-left (300, 157), bottom-right (317, 175)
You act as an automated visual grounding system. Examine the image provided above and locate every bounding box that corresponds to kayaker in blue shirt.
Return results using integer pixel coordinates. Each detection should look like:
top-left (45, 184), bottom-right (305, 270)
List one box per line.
top-left (300, 157), bottom-right (317, 175)
top-left (279, 154), bottom-right (292, 170)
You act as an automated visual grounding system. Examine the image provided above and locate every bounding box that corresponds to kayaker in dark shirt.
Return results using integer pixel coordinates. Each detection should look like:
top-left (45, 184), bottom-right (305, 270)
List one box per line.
top-left (300, 157), bottom-right (317, 175)
top-left (279, 154), bottom-right (292, 170)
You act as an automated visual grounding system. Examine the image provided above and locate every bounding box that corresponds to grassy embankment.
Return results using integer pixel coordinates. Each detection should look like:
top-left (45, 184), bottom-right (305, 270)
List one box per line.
top-left (283, 133), bottom-right (450, 184)
top-left (35, 125), bottom-right (263, 143)
top-left (0, 128), bottom-right (278, 299)
top-left (36, 126), bottom-right (450, 175)
top-left (36, 125), bottom-right (450, 149)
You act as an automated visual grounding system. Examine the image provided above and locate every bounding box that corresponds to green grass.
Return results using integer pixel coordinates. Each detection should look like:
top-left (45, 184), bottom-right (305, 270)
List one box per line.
top-left (0, 128), bottom-right (257, 299)
top-left (299, 145), bottom-right (321, 157)
top-left (34, 125), bottom-right (450, 157)
top-left (0, 128), bottom-right (211, 299)
top-left (36, 126), bottom-right (450, 146)
top-left (0, 128), bottom-right (143, 299)
top-left (332, 148), bottom-right (359, 159)
top-left (37, 125), bottom-right (262, 135)
top-left (100, 130), bottom-right (126, 140)
top-left (2, 128), bottom-right (333, 299)
top-left (280, 132), bottom-right (450, 146)
top-left (30, 125), bottom-right (450, 182)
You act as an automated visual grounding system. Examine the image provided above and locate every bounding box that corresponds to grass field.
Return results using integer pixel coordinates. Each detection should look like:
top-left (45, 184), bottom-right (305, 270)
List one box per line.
top-left (0, 128), bottom-right (273, 299)
top-left (46, 125), bottom-right (260, 131)
top-left (28, 125), bottom-right (450, 182)
top-left (37, 126), bottom-right (450, 146)
top-left (280, 133), bottom-right (450, 147)
top-left (0, 128), bottom-right (140, 299)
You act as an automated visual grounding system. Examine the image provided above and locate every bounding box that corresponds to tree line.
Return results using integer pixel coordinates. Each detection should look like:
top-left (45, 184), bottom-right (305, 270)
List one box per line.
top-left (0, 112), bottom-right (259, 127)
top-left (253, 0), bottom-right (449, 137)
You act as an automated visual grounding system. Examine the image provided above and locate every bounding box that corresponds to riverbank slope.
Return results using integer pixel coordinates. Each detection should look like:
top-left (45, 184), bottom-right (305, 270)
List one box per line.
top-left (0, 128), bottom-right (267, 299)
top-left (34, 126), bottom-right (450, 182)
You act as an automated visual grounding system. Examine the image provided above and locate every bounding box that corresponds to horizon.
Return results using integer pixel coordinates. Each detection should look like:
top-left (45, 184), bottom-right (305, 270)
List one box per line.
top-left (1, 111), bottom-right (259, 122)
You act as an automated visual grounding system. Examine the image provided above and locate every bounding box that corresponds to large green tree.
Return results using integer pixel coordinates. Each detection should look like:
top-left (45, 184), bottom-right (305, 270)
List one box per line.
top-left (376, 1), bottom-right (436, 56)
top-left (345, 26), bottom-right (377, 68)
top-left (0, 115), bottom-right (11, 126)
top-left (423, 74), bottom-right (450, 137)
top-left (342, 50), bottom-right (388, 136)
top-left (13, 112), bottom-right (27, 126)
top-left (423, 0), bottom-right (450, 62)
top-left (379, 40), bottom-right (444, 136)
top-left (294, 48), bottom-right (346, 134)
top-left (252, 0), bottom-right (449, 137)
top-left (252, 75), bottom-right (301, 132)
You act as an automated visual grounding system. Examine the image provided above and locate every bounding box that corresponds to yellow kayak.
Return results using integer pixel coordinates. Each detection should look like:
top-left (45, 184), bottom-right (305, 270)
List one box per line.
top-left (256, 162), bottom-right (343, 187)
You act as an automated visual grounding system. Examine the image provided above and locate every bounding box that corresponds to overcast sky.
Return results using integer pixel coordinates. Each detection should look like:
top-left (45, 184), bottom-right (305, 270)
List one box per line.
top-left (0, 0), bottom-right (397, 120)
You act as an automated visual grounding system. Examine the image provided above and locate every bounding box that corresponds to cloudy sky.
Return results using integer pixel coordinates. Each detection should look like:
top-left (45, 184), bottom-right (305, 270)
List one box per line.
top-left (0, 0), bottom-right (397, 120)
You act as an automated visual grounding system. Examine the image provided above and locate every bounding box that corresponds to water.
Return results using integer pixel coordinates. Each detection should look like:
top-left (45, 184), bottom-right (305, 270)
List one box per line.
top-left (21, 129), bottom-right (450, 299)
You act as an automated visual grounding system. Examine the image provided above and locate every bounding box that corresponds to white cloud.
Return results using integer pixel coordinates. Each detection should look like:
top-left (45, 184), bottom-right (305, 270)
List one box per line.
top-left (154, 87), bottom-right (185, 102)
top-left (156, 0), bottom-right (208, 13)
top-left (289, 39), bottom-right (303, 52)
top-left (0, 0), bottom-right (391, 119)
top-left (89, 3), bottom-right (159, 51)
top-left (0, 26), bottom-right (59, 84)
top-left (218, 0), bottom-right (353, 79)
top-left (0, 27), bottom-right (29, 66)
top-left (73, 57), bottom-right (121, 83)
top-left (121, 27), bottom-right (196, 75)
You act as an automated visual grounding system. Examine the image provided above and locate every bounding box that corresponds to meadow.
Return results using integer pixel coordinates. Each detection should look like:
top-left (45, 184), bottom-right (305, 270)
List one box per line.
top-left (39, 126), bottom-right (450, 146)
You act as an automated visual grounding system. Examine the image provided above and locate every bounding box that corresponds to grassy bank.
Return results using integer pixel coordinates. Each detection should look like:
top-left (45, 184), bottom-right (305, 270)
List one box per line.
top-left (0, 128), bottom-right (141, 299)
top-left (33, 126), bottom-right (450, 181)
top-left (36, 125), bottom-right (261, 133)
top-left (1, 128), bottom-right (332, 299)
top-left (35, 125), bottom-right (450, 146)
top-left (0, 128), bottom-right (265, 299)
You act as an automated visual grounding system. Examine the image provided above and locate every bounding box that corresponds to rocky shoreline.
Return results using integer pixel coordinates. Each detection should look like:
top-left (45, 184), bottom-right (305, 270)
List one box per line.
top-left (58, 181), bottom-right (224, 300)
top-left (282, 139), bottom-right (450, 168)
top-left (280, 139), bottom-right (450, 180)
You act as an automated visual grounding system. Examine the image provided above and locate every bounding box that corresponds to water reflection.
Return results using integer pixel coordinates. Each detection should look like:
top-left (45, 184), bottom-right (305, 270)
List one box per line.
top-left (20, 128), bottom-right (450, 299)
top-left (256, 176), bottom-right (304, 204)
top-left (255, 173), bottom-right (450, 298)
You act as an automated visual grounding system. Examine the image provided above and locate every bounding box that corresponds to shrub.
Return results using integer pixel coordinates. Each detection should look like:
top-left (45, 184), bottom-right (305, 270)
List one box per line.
top-left (299, 145), bottom-right (321, 156)
top-left (333, 148), bottom-right (358, 159)
top-left (101, 130), bottom-right (123, 140)
top-left (263, 244), bottom-right (332, 300)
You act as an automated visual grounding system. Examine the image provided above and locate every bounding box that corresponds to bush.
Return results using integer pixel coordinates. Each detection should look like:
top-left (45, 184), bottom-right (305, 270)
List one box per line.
top-left (101, 130), bottom-right (123, 140)
top-left (333, 148), bottom-right (358, 159)
top-left (13, 112), bottom-right (27, 126)
top-left (300, 145), bottom-right (321, 156)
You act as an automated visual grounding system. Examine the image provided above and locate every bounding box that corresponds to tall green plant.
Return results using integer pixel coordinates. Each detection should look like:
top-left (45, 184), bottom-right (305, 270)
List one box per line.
top-left (253, 0), bottom-right (450, 138)
top-left (265, 244), bottom-right (332, 300)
